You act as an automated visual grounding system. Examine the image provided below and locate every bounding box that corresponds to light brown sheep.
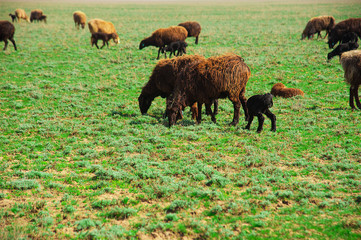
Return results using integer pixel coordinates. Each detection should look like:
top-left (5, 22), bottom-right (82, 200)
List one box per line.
top-left (139, 26), bottom-right (188, 59)
top-left (73, 11), bottom-right (86, 29)
top-left (340, 50), bottom-right (361, 109)
top-left (178, 21), bottom-right (201, 44)
top-left (301, 16), bottom-right (335, 40)
top-left (88, 19), bottom-right (120, 44)
top-left (271, 83), bottom-right (304, 98)
top-left (15, 9), bottom-right (30, 23)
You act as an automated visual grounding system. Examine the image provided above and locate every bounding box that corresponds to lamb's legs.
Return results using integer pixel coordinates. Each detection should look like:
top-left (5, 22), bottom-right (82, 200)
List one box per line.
top-left (10, 38), bottom-right (16, 51)
top-left (245, 114), bottom-right (254, 130)
top-left (265, 109), bottom-right (276, 132)
top-left (349, 86), bottom-right (356, 109)
top-left (100, 40), bottom-right (106, 49)
top-left (256, 113), bottom-right (265, 133)
top-left (240, 91), bottom-right (249, 121)
top-left (230, 100), bottom-right (241, 126)
top-left (94, 41), bottom-right (100, 49)
top-left (353, 86), bottom-right (361, 109)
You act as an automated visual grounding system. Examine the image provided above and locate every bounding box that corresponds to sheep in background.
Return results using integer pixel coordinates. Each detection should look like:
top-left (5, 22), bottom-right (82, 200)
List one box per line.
top-left (245, 93), bottom-right (276, 133)
top-left (91, 32), bottom-right (118, 49)
top-left (161, 41), bottom-right (188, 58)
top-left (327, 42), bottom-right (359, 60)
top-left (139, 26), bottom-right (188, 59)
top-left (0, 21), bottom-right (17, 51)
top-left (340, 50), bottom-right (361, 109)
top-left (271, 83), bottom-right (304, 98)
top-left (166, 54), bottom-right (250, 127)
top-left (73, 11), bottom-right (86, 29)
top-left (30, 9), bottom-right (45, 23)
top-left (138, 55), bottom-right (218, 120)
top-left (9, 14), bottom-right (16, 23)
top-left (88, 19), bottom-right (120, 44)
top-left (178, 21), bottom-right (201, 44)
top-left (328, 18), bottom-right (361, 48)
top-left (15, 9), bottom-right (30, 23)
top-left (301, 16), bottom-right (335, 40)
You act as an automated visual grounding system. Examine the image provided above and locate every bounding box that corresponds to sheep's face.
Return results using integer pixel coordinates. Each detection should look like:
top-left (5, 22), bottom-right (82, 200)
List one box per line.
top-left (138, 94), bottom-right (153, 114)
top-left (81, 23), bottom-right (85, 29)
top-left (112, 33), bottom-right (120, 44)
top-left (139, 41), bottom-right (146, 50)
top-left (263, 93), bottom-right (273, 109)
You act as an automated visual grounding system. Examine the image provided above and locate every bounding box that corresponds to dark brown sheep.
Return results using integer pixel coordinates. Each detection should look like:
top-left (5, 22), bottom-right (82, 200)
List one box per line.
top-left (73, 11), bottom-right (86, 29)
top-left (139, 26), bottom-right (188, 59)
top-left (166, 54), bottom-right (250, 127)
top-left (15, 9), bottom-right (30, 23)
top-left (0, 21), bottom-right (17, 51)
top-left (341, 32), bottom-right (359, 44)
top-left (9, 14), bottom-right (16, 23)
top-left (271, 83), bottom-right (304, 98)
top-left (327, 42), bottom-right (359, 60)
top-left (178, 21), bottom-right (201, 44)
top-left (138, 55), bottom-right (217, 120)
top-left (328, 18), bottom-right (361, 48)
top-left (301, 16), bottom-right (335, 40)
top-left (30, 9), bottom-right (45, 23)
top-left (340, 50), bottom-right (361, 109)
top-left (88, 19), bottom-right (120, 44)
top-left (91, 32), bottom-right (118, 49)
top-left (161, 41), bottom-right (188, 58)
top-left (245, 93), bottom-right (276, 133)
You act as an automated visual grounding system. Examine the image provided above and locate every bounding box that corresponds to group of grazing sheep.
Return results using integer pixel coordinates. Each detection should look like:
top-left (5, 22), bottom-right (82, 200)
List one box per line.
top-left (302, 16), bottom-right (361, 110)
top-left (9, 8), bottom-right (47, 23)
top-left (138, 54), bottom-right (278, 132)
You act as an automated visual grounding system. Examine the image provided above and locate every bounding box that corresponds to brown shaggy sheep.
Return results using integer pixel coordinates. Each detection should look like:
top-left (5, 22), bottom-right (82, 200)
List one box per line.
top-left (271, 83), bottom-right (304, 98)
top-left (301, 16), bottom-right (335, 40)
top-left (73, 11), bottom-right (86, 29)
top-left (178, 21), bottom-right (201, 44)
top-left (138, 55), bottom-right (218, 120)
top-left (15, 9), bottom-right (30, 23)
top-left (30, 9), bottom-right (46, 22)
top-left (88, 19), bottom-right (120, 44)
top-left (139, 26), bottom-right (188, 59)
top-left (340, 50), bottom-right (361, 109)
top-left (166, 54), bottom-right (250, 127)
top-left (0, 21), bottom-right (17, 51)
top-left (328, 18), bottom-right (361, 48)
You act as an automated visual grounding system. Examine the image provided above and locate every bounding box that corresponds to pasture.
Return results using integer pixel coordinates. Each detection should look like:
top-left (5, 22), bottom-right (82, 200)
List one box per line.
top-left (1, 0), bottom-right (361, 239)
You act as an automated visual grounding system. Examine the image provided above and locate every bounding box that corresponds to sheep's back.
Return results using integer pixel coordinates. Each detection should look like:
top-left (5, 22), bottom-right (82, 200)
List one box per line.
top-left (0, 21), bottom-right (15, 40)
top-left (340, 50), bottom-right (361, 85)
top-left (73, 11), bottom-right (86, 23)
top-left (88, 19), bottom-right (117, 34)
top-left (153, 26), bottom-right (188, 45)
top-left (15, 9), bottom-right (27, 19)
top-left (178, 21), bottom-right (201, 37)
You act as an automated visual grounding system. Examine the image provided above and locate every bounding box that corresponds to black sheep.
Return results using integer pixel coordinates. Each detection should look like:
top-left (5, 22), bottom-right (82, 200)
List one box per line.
top-left (245, 93), bottom-right (276, 133)
top-left (0, 21), bottom-right (17, 51)
top-left (9, 13), bottom-right (16, 23)
top-left (327, 42), bottom-right (359, 60)
top-left (91, 32), bottom-right (118, 49)
top-left (161, 41), bottom-right (188, 58)
top-left (341, 32), bottom-right (359, 44)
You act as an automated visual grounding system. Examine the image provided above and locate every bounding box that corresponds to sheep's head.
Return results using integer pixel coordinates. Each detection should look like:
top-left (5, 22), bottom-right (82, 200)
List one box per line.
top-left (138, 94), bottom-right (153, 115)
top-left (112, 33), bottom-right (120, 44)
top-left (81, 23), bottom-right (85, 29)
top-left (328, 32), bottom-right (338, 49)
top-left (166, 96), bottom-right (184, 127)
top-left (139, 40), bottom-right (146, 50)
top-left (263, 93), bottom-right (273, 109)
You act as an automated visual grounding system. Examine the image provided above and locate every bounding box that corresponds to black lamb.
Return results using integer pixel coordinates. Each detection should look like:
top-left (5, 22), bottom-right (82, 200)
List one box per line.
top-left (162, 41), bottom-right (188, 58)
top-left (245, 93), bottom-right (276, 133)
top-left (327, 42), bottom-right (359, 60)
top-left (341, 32), bottom-right (359, 44)
top-left (9, 14), bottom-right (16, 23)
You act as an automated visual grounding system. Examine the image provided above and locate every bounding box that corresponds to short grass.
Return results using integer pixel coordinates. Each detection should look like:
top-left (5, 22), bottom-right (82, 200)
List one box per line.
top-left (1, 1), bottom-right (361, 239)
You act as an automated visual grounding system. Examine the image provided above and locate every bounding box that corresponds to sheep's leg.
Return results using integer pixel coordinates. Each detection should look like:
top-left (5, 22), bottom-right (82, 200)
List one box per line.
top-left (265, 109), bottom-right (276, 132)
top-left (197, 102), bottom-right (203, 124)
top-left (10, 38), bottom-right (17, 51)
top-left (245, 114), bottom-right (254, 130)
top-left (349, 86), bottom-right (356, 109)
top-left (213, 100), bottom-right (219, 115)
top-left (354, 85), bottom-right (361, 109)
top-left (157, 47), bottom-right (162, 59)
top-left (240, 91), bottom-right (249, 121)
top-left (100, 40), bottom-right (106, 49)
top-left (230, 100), bottom-right (241, 126)
top-left (190, 102), bottom-right (198, 120)
top-left (94, 41), bottom-right (99, 49)
top-left (256, 113), bottom-right (265, 133)
top-left (195, 36), bottom-right (199, 44)
top-left (317, 32), bottom-right (322, 39)
top-left (3, 39), bottom-right (8, 51)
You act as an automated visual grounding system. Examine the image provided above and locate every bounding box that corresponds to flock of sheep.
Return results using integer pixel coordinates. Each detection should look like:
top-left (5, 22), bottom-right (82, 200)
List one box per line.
top-left (1, 9), bottom-right (361, 132)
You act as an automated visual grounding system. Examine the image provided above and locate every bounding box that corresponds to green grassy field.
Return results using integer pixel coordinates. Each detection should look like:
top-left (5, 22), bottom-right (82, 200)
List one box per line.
top-left (1, 1), bottom-right (361, 239)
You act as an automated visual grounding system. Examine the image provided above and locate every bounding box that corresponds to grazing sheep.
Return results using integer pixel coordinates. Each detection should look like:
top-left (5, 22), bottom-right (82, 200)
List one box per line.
top-left (0, 21), bottom-right (17, 51)
top-left (30, 9), bottom-right (45, 23)
top-left (301, 16), bottom-right (335, 40)
top-left (73, 11), bottom-right (86, 29)
top-left (139, 26), bottom-right (188, 59)
top-left (340, 50), bottom-right (361, 109)
top-left (91, 32), bottom-right (118, 49)
top-left (88, 19), bottom-right (120, 44)
top-left (328, 18), bottom-right (361, 48)
top-left (9, 14), bottom-right (16, 23)
top-left (138, 55), bottom-right (217, 120)
top-left (161, 41), bottom-right (188, 58)
top-left (178, 21), bottom-right (201, 44)
top-left (341, 32), bottom-right (359, 44)
top-left (245, 93), bottom-right (276, 133)
top-left (39, 15), bottom-right (47, 23)
top-left (14, 9), bottom-right (30, 23)
top-left (271, 83), bottom-right (305, 98)
top-left (166, 54), bottom-right (250, 127)
top-left (327, 42), bottom-right (359, 60)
